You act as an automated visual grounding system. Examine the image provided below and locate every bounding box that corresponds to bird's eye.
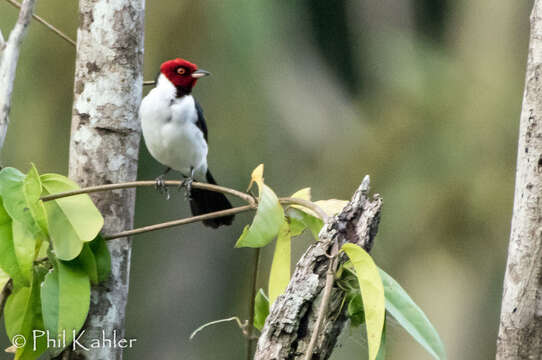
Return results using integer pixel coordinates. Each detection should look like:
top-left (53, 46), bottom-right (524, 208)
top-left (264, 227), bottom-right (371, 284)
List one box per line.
top-left (177, 68), bottom-right (186, 75)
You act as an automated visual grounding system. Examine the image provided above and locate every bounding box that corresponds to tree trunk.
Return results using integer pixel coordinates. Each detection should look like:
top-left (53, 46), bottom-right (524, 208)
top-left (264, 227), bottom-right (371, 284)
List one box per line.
top-left (64, 0), bottom-right (144, 358)
top-left (255, 177), bottom-right (383, 359)
top-left (497, 1), bottom-right (542, 358)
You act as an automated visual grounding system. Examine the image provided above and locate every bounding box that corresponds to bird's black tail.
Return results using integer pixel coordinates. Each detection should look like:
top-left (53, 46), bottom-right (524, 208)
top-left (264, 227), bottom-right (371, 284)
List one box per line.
top-left (190, 170), bottom-right (234, 228)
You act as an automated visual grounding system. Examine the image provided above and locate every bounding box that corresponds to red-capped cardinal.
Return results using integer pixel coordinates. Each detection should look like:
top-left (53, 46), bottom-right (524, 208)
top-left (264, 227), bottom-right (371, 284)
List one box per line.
top-left (139, 58), bottom-right (233, 228)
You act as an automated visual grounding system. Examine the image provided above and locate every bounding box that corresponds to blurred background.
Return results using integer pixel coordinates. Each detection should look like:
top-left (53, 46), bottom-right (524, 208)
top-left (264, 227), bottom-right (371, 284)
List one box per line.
top-left (0, 0), bottom-right (532, 359)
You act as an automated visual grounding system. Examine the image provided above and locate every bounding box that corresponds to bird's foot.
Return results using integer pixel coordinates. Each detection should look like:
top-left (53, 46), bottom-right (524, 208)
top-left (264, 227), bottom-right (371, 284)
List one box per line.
top-left (178, 177), bottom-right (193, 200)
top-left (155, 175), bottom-right (171, 200)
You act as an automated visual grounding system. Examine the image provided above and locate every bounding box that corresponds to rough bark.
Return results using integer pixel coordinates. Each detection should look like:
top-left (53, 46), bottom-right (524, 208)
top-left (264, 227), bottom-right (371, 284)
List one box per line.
top-left (497, 1), bottom-right (542, 359)
top-left (0, 0), bottom-right (37, 152)
top-left (255, 176), bottom-right (383, 360)
top-left (64, 0), bottom-right (144, 359)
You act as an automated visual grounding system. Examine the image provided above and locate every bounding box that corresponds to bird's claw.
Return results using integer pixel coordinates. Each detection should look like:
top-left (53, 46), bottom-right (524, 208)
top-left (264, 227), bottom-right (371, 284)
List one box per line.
top-left (155, 175), bottom-right (170, 200)
top-left (178, 177), bottom-right (193, 200)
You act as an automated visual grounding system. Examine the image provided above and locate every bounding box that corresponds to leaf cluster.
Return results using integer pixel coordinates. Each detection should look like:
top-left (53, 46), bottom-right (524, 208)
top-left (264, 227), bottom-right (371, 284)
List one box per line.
top-left (336, 254), bottom-right (447, 360)
top-left (0, 163), bottom-right (446, 360)
top-left (0, 165), bottom-right (110, 359)
top-left (233, 165), bottom-right (446, 359)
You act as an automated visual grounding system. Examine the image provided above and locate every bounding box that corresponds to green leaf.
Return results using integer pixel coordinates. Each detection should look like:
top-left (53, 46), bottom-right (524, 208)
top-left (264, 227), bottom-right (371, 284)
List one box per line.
top-left (376, 320), bottom-right (387, 360)
top-left (0, 199), bottom-right (28, 286)
top-left (314, 199), bottom-right (348, 216)
top-left (235, 165), bottom-right (283, 248)
top-left (268, 221), bottom-right (291, 304)
top-left (4, 268), bottom-right (48, 360)
top-left (0, 196), bottom-right (41, 286)
top-left (290, 187), bottom-right (311, 201)
top-left (286, 188), bottom-right (324, 239)
top-left (379, 268), bottom-right (446, 360)
top-left (89, 234), bottom-right (111, 283)
top-left (342, 243), bottom-right (385, 360)
top-left (0, 166), bottom-right (46, 286)
top-left (4, 287), bottom-right (30, 341)
top-left (0, 167), bottom-right (42, 236)
top-left (74, 234), bottom-right (111, 285)
top-left (11, 220), bottom-right (36, 284)
top-left (41, 259), bottom-right (91, 350)
top-left (291, 197), bottom-right (348, 219)
top-left (285, 207), bottom-right (323, 239)
top-left (24, 164), bottom-right (48, 235)
top-left (347, 292), bottom-right (365, 327)
top-left (253, 289), bottom-right (270, 331)
top-left (76, 244), bottom-right (98, 285)
top-left (41, 173), bottom-right (104, 260)
top-left (37, 240), bottom-right (49, 260)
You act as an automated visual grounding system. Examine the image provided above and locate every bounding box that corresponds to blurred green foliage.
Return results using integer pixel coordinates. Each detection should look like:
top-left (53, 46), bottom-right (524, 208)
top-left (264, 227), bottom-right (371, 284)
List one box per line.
top-left (0, 0), bottom-right (532, 358)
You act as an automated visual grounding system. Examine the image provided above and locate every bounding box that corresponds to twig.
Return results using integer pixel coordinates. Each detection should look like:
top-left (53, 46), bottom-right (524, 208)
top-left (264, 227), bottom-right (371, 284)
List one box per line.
top-left (102, 201), bottom-right (325, 240)
top-left (4, 0), bottom-right (76, 47)
top-left (40, 180), bottom-right (257, 207)
top-left (103, 205), bottom-right (254, 240)
top-left (39, 180), bottom-right (328, 220)
top-left (39, 179), bottom-right (330, 240)
top-left (304, 242), bottom-right (339, 360)
top-left (190, 316), bottom-right (247, 340)
top-left (246, 248), bottom-right (261, 360)
top-left (280, 197), bottom-right (329, 222)
top-left (0, 0), bottom-right (37, 151)
top-left (4, 0), bottom-right (157, 86)
top-left (40, 181), bottom-right (326, 219)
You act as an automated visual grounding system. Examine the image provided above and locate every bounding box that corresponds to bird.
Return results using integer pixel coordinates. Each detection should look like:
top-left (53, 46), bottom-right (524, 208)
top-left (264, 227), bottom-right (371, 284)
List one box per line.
top-left (139, 58), bottom-right (234, 228)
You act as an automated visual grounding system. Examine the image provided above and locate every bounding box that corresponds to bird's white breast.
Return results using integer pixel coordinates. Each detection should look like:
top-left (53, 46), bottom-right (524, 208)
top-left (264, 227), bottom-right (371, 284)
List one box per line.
top-left (139, 75), bottom-right (208, 178)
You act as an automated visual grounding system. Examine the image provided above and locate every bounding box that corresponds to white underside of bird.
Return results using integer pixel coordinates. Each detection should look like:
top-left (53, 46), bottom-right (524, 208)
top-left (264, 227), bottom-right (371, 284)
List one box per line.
top-left (139, 74), bottom-right (208, 180)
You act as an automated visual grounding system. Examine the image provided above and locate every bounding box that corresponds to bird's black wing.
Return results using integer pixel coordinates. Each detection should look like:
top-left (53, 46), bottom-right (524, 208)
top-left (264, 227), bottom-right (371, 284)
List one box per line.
top-left (194, 100), bottom-right (208, 142)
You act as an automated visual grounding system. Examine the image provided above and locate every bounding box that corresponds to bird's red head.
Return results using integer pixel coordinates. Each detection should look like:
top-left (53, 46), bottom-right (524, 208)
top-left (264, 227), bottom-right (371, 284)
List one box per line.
top-left (160, 58), bottom-right (210, 95)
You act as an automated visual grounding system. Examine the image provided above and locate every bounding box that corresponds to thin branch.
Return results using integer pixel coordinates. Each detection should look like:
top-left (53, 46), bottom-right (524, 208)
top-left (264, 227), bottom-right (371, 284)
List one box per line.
top-left (246, 248), bottom-right (261, 360)
top-left (40, 180), bottom-right (258, 207)
top-left (304, 242), bottom-right (339, 360)
top-left (4, 0), bottom-right (158, 86)
top-left (103, 205), bottom-right (254, 240)
top-left (190, 316), bottom-right (247, 341)
top-left (4, 0), bottom-right (76, 47)
top-left (32, 205), bottom-right (256, 262)
top-left (40, 179), bottom-right (331, 242)
top-left (39, 180), bottom-right (329, 221)
top-left (102, 196), bottom-right (326, 240)
top-left (280, 197), bottom-right (329, 222)
top-left (0, 0), bottom-right (37, 151)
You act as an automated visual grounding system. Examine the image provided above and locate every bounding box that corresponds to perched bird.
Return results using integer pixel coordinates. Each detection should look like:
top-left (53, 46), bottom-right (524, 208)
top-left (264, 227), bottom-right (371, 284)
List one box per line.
top-left (139, 58), bottom-right (234, 228)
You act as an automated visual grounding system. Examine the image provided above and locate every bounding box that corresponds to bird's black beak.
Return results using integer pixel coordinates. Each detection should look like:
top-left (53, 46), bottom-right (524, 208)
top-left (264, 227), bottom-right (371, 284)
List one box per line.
top-left (191, 69), bottom-right (211, 78)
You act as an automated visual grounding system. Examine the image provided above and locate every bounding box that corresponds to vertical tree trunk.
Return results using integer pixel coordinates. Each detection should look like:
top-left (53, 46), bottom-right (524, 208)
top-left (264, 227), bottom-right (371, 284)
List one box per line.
top-left (497, 1), bottom-right (542, 358)
top-left (65, 0), bottom-right (144, 358)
